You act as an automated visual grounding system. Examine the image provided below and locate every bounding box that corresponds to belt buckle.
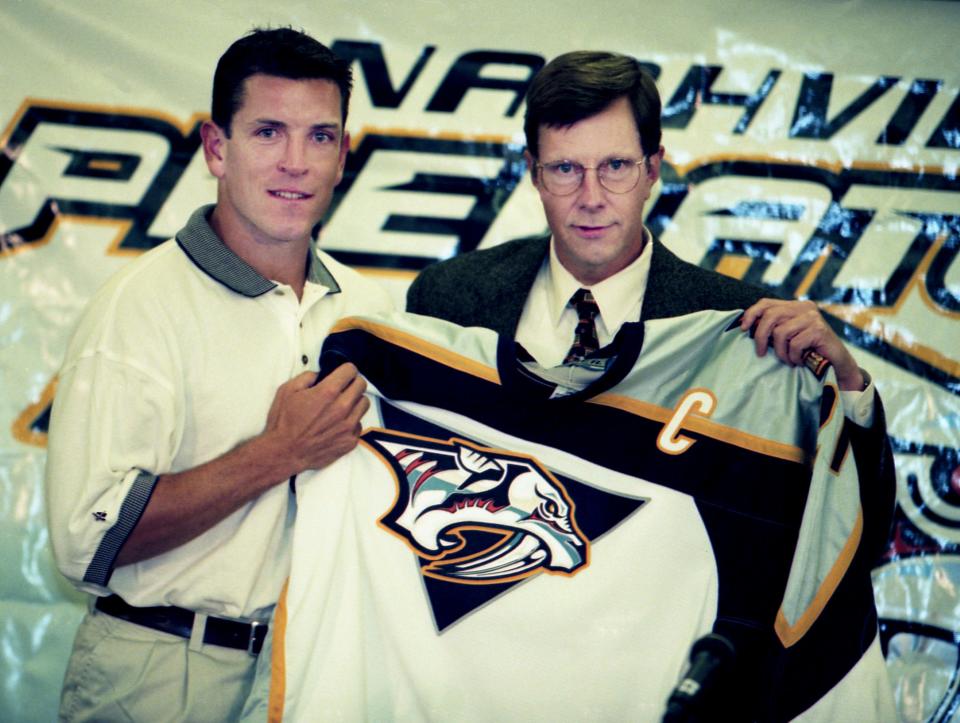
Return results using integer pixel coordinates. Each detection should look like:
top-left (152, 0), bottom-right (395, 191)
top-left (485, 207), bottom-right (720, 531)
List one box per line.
top-left (247, 620), bottom-right (264, 656)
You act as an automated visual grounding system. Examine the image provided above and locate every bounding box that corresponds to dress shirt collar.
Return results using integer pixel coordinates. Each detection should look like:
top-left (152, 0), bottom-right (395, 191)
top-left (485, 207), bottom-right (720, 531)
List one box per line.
top-left (175, 204), bottom-right (342, 298)
top-left (545, 229), bottom-right (654, 332)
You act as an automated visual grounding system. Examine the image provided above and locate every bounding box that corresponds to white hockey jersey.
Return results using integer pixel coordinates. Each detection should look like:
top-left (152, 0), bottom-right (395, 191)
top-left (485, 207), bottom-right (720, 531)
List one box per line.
top-left (243, 309), bottom-right (895, 722)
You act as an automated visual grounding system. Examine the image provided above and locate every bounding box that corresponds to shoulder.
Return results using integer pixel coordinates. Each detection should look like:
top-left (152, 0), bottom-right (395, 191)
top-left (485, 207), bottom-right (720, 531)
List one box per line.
top-left (59, 239), bottom-right (191, 369)
top-left (407, 235), bottom-right (548, 314)
top-left (643, 236), bottom-right (778, 320)
top-left (77, 239), bottom-right (186, 321)
top-left (416, 235), bottom-right (548, 283)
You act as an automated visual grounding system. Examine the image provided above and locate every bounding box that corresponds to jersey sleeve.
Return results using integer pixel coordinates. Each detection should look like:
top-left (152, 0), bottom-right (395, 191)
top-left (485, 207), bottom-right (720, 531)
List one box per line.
top-left (770, 374), bottom-right (896, 721)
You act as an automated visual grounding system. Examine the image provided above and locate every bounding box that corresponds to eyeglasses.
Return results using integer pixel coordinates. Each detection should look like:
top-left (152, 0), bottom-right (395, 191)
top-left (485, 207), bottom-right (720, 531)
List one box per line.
top-left (535, 157), bottom-right (648, 196)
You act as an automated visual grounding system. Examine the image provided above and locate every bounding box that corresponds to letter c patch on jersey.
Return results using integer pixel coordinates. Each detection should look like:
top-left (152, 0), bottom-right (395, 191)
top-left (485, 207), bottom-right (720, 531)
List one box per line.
top-left (657, 388), bottom-right (717, 455)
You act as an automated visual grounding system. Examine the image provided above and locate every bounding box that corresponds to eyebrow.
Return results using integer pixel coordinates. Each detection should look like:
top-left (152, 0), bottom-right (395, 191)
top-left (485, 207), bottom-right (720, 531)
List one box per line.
top-left (250, 119), bottom-right (342, 133)
top-left (542, 154), bottom-right (639, 164)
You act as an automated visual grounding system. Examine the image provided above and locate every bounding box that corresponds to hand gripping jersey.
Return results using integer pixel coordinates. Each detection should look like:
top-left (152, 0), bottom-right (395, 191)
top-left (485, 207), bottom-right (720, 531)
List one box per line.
top-left (243, 309), bottom-right (895, 722)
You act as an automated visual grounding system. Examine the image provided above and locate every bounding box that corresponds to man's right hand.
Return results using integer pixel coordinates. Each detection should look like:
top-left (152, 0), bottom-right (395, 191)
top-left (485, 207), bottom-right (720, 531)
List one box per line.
top-left (265, 363), bottom-right (369, 474)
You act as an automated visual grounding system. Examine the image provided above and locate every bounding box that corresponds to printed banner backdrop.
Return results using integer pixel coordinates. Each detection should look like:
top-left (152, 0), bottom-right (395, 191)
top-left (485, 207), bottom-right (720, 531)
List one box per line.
top-left (1, 0), bottom-right (958, 720)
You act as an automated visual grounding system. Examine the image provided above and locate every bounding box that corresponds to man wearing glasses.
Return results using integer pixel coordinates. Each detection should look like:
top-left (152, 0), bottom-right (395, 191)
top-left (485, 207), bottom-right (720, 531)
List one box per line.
top-left (406, 50), bottom-right (895, 718)
top-left (408, 50), bottom-right (876, 405)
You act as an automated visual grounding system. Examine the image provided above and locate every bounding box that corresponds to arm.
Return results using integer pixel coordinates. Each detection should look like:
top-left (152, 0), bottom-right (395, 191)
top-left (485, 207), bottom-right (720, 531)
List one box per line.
top-left (46, 354), bottom-right (368, 587)
top-left (114, 364), bottom-right (367, 565)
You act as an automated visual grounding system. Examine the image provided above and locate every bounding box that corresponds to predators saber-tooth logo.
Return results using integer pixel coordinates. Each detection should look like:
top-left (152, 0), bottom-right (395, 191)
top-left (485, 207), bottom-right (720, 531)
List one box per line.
top-left (362, 421), bottom-right (648, 632)
top-left (366, 430), bottom-right (588, 584)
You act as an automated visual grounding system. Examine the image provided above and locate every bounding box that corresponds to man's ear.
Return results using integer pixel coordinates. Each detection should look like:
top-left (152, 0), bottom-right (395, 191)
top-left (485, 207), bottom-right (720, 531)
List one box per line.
top-left (646, 145), bottom-right (665, 184)
top-left (334, 130), bottom-right (350, 186)
top-left (200, 120), bottom-right (227, 179)
top-left (524, 150), bottom-right (540, 189)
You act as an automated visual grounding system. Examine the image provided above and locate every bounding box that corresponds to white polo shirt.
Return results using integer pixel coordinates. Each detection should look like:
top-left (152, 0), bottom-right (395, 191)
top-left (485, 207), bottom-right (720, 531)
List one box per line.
top-left (45, 205), bottom-right (394, 621)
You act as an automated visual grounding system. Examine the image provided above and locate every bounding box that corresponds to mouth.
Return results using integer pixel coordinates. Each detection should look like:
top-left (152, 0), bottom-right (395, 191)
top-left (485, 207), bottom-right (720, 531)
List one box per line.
top-left (572, 223), bottom-right (613, 237)
top-left (269, 190), bottom-right (313, 201)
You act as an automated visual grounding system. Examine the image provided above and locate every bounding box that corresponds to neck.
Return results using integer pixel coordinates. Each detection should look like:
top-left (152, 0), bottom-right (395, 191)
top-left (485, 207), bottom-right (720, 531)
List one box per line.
top-left (209, 207), bottom-right (310, 299)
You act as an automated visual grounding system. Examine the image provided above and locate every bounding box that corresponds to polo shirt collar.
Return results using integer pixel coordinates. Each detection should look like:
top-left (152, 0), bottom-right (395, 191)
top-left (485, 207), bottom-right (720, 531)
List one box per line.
top-left (175, 205), bottom-right (342, 297)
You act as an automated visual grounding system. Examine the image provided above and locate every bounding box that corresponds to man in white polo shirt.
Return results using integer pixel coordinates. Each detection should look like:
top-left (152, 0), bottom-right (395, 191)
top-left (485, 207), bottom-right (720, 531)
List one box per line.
top-left (44, 27), bottom-right (393, 722)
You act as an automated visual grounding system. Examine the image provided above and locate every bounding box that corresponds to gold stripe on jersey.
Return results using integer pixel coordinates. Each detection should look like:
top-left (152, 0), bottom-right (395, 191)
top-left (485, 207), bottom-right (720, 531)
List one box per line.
top-left (330, 316), bottom-right (500, 385)
top-left (775, 507), bottom-right (864, 647)
top-left (268, 579), bottom-right (290, 723)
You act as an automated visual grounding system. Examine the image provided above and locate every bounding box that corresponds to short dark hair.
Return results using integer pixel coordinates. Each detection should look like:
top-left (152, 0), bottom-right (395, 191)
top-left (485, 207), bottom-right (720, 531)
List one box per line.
top-left (523, 51), bottom-right (661, 159)
top-left (211, 27), bottom-right (353, 136)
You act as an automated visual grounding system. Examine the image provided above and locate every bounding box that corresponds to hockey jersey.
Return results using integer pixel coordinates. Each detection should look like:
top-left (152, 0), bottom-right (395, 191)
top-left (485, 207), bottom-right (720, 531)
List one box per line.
top-left (242, 309), bottom-right (895, 722)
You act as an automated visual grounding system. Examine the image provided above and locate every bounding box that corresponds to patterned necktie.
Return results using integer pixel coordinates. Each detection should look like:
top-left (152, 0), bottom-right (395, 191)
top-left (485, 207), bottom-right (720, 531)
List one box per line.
top-left (563, 288), bottom-right (600, 364)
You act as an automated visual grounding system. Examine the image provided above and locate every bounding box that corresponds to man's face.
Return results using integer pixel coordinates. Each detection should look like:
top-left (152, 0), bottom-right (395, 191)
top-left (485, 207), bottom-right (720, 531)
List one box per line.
top-left (202, 74), bottom-right (348, 249)
top-left (527, 96), bottom-right (663, 286)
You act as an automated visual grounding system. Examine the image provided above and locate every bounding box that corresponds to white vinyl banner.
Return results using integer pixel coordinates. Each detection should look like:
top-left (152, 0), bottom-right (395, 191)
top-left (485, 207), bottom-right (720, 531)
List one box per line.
top-left (1, 1), bottom-right (957, 720)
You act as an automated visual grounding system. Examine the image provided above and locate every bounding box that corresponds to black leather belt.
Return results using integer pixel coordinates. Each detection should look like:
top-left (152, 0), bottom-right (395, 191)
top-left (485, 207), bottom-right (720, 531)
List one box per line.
top-left (95, 594), bottom-right (267, 655)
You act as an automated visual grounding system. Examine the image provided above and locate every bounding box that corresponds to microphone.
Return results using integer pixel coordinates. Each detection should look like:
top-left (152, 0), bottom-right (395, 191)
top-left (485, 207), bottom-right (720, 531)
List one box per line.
top-left (662, 633), bottom-right (736, 723)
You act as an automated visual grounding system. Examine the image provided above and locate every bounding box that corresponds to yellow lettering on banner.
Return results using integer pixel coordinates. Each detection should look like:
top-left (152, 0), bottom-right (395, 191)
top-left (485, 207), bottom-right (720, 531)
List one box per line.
top-left (657, 389), bottom-right (718, 455)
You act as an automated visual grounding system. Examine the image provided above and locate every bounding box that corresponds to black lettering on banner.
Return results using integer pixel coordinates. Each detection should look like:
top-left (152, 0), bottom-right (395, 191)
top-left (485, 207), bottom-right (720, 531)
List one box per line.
top-left (331, 40), bottom-right (436, 109)
top-left (662, 65), bottom-right (781, 134)
top-left (891, 438), bottom-right (960, 532)
top-left (702, 239), bottom-right (785, 287)
top-left (0, 104), bottom-right (202, 252)
top-left (789, 72), bottom-right (899, 139)
top-left (698, 200), bottom-right (804, 288)
top-left (426, 51), bottom-right (545, 116)
top-left (927, 92), bottom-right (960, 149)
top-left (647, 159), bottom-right (960, 396)
top-left (926, 216), bottom-right (960, 313)
top-left (877, 79), bottom-right (941, 146)
top-left (324, 133), bottom-right (525, 270)
top-left (57, 147), bottom-right (141, 180)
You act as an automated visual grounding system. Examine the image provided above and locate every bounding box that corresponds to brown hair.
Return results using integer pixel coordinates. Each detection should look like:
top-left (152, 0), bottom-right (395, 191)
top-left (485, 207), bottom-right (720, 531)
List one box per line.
top-left (523, 51), bottom-right (661, 159)
top-left (211, 27), bottom-right (352, 136)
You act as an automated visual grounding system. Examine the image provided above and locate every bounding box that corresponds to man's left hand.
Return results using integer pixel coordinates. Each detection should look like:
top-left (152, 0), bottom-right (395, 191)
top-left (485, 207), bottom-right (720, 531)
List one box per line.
top-left (740, 298), bottom-right (865, 392)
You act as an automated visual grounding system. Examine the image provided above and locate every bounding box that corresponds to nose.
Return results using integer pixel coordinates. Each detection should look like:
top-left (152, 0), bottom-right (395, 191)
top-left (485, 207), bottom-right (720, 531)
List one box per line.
top-left (278, 138), bottom-right (308, 176)
top-left (577, 167), bottom-right (606, 208)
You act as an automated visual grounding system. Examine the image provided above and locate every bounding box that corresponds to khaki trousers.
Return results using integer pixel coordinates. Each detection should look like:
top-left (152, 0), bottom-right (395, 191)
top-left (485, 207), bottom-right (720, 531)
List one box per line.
top-left (59, 605), bottom-right (259, 722)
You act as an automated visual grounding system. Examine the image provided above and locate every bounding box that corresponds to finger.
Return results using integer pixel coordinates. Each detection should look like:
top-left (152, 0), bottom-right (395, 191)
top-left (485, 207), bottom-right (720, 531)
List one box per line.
top-left (786, 327), bottom-right (817, 366)
top-left (330, 373), bottom-right (367, 408)
top-left (284, 370), bottom-right (320, 392)
top-left (740, 298), bottom-right (777, 330)
top-left (771, 316), bottom-right (813, 365)
top-left (751, 311), bottom-right (782, 357)
top-left (314, 362), bottom-right (359, 394)
top-left (345, 394), bottom-right (371, 429)
top-left (770, 325), bottom-right (793, 365)
top-left (306, 373), bottom-right (367, 427)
